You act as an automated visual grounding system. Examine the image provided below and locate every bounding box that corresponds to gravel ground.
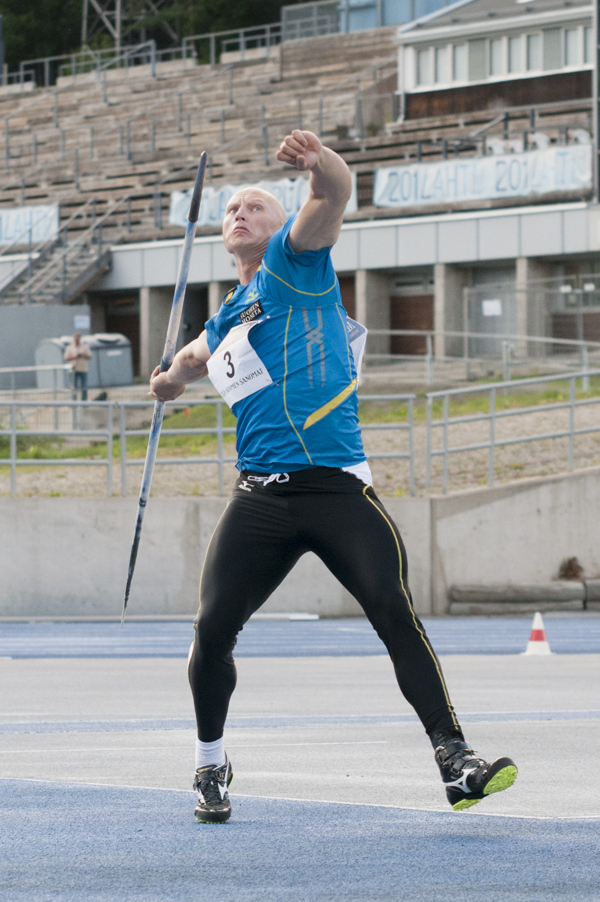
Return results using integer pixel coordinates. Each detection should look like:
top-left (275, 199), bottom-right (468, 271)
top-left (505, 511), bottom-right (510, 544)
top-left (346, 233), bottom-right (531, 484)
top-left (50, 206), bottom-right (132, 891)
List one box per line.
top-left (2, 393), bottom-right (599, 498)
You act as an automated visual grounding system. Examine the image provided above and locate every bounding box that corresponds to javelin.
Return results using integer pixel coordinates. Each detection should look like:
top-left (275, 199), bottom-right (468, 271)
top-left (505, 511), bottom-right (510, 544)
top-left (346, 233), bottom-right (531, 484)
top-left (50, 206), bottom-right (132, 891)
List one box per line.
top-left (121, 152), bottom-right (207, 625)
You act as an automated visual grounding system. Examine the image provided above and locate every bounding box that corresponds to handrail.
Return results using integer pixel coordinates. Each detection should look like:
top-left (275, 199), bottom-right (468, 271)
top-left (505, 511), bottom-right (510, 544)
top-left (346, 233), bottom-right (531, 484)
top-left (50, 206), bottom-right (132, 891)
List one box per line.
top-left (0, 197), bottom-right (102, 297)
top-left (76, 41), bottom-right (157, 78)
top-left (425, 369), bottom-right (600, 492)
top-left (182, 24), bottom-right (282, 67)
top-left (367, 329), bottom-right (600, 352)
top-left (5, 194), bottom-right (130, 302)
top-left (469, 113), bottom-right (508, 139)
top-left (0, 204), bottom-right (58, 261)
top-left (0, 198), bottom-right (96, 265)
top-left (0, 394), bottom-right (416, 498)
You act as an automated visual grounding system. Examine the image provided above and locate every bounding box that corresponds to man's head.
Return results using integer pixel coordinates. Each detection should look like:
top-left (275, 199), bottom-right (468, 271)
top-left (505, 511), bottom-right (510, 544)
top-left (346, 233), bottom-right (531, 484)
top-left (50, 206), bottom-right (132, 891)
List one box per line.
top-left (222, 188), bottom-right (286, 260)
top-left (74, 332), bottom-right (81, 344)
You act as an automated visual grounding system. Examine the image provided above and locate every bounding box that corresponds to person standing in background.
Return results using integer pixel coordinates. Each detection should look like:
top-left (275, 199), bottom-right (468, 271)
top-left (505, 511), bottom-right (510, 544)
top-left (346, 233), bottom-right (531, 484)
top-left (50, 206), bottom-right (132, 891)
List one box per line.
top-left (64, 332), bottom-right (92, 401)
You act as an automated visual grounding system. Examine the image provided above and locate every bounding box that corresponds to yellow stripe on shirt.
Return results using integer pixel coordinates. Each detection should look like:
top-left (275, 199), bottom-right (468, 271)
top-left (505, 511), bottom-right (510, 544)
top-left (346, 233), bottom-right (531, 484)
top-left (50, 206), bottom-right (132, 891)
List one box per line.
top-left (302, 378), bottom-right (358, 430)
top-left (262, 262), bottom-right (337, 298)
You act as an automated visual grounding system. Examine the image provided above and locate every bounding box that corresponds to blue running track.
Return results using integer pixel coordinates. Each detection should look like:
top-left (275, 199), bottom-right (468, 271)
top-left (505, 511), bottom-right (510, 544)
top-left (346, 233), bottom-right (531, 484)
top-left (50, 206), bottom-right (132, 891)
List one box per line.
top-left (1, 615), bottom-right (600, 658)
top-left (1, 779), bottom-right (598, 902)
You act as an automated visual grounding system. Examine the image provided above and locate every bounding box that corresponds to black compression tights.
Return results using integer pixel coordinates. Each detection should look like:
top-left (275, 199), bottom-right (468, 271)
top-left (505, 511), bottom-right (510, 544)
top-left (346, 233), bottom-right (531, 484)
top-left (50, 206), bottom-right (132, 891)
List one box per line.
top-left (188, 468), bottom-right (462, 743)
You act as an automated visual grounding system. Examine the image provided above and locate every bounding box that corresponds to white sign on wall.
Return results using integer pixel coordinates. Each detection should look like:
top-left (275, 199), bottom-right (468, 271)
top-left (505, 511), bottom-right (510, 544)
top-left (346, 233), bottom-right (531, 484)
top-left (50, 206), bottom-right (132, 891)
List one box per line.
top-left (169, 174), bottom-right (358, 228)
top-left (373, 145), bottom-right (592, 209)
top-left (0, 204), bottom-right (59, 245)
top-left (482, 299), bottom-right (502, 317)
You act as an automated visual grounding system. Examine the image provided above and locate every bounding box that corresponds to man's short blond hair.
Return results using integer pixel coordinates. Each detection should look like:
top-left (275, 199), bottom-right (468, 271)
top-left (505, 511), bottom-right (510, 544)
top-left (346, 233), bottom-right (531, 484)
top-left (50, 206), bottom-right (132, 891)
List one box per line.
top-left (228, 186), bottom-right (287, 228)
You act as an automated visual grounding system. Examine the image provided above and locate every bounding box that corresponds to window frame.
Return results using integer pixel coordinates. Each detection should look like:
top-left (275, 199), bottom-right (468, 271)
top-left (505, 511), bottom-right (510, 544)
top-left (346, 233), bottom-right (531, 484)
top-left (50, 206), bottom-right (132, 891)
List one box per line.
top-left (409, 23), bottom-right (592, 93)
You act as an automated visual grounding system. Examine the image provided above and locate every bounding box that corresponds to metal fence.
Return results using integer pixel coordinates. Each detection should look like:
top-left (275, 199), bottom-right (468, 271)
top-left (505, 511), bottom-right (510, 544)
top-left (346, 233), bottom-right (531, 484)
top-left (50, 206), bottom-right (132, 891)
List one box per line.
top-left (0, 394), bottom-right (416, 498)
top-left (365, 330), bottom-right (600, 385)
top-left (0, 399), bottom-right (116, 498)
top-left (0, 365), bottom-right (73, 396)
top-left (426, 370), bottom-right (600, 494)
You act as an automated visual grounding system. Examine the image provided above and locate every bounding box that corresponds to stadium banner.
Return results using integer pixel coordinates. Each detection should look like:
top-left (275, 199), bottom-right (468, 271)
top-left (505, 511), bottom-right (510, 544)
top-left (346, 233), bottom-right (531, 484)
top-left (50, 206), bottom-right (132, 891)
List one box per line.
top-left (0, 204), bottom-right (60, 245)
top-left (372, 145), bottom-right (592, 209)
top-left (169, 173), bottom-right (358, 228)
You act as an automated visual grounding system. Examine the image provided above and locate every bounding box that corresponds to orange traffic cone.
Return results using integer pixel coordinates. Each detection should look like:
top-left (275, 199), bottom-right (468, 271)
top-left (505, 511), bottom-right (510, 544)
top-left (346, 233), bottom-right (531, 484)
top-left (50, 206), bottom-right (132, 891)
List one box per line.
top-left (523, 611), bottom-right (552, 655)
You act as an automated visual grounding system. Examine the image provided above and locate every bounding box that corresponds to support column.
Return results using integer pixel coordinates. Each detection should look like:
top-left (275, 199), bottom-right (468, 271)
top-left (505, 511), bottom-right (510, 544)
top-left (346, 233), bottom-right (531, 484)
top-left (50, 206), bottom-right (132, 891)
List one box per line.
top-left (208, 280), bottom-right (236, 318)
top-left (89, 300), bottom-right (106, 334)
top-left (139, 286), bottom-right (174, 377)
top-left (355, 269), bottom-right (390, 360)
top-left (433, 263), bottom-right (468, 358)
top-left (516, 257), bottom-right (552, 356)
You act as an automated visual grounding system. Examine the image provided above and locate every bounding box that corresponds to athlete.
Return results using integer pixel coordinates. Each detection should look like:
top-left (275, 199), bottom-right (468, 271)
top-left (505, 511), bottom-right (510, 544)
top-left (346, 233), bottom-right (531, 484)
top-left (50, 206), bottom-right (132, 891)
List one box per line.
top-left (149, 129), bottom-right (518, 823)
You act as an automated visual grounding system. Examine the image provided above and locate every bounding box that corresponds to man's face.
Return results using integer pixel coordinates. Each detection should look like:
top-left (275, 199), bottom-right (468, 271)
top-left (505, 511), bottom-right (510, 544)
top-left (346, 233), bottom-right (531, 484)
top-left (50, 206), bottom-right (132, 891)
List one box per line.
top-left (222, 190), bottom-right (285, 257)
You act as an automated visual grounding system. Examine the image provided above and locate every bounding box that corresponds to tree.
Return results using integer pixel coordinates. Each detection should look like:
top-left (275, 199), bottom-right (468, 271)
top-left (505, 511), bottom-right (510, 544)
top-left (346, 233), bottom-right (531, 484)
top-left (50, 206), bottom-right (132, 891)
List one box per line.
top-left (0, 0), bottom-right (303, 72)
top-left (0, 0), bottom-right (81, 71)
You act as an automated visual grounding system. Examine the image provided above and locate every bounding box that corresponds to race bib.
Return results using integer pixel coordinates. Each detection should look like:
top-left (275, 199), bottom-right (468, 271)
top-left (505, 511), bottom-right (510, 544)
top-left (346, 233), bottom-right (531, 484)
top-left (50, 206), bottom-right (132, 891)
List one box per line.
top-left (207, 320), bottom-right (273, 407)
top-left (346, 317), bottom-right (367, 377)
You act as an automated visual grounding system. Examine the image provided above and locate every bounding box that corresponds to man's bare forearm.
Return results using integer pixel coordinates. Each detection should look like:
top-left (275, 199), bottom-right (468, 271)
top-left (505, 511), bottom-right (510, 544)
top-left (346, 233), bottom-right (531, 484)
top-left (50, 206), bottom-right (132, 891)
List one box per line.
top-left (309, 145), bottom-right (352, 206)
top-left (149, 332), bottom-right (210, 402)
top-left (166, 345), bottom-right (208, 387)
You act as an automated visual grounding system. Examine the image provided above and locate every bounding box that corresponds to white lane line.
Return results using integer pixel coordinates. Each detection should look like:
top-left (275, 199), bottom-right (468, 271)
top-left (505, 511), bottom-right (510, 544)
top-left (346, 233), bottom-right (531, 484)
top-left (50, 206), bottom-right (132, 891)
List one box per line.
top-left (2, 777), bottom-right (599, 821)
top-left (231, 792), bottom-right (600, 822)
top-left (0, 740), bottom-right (389, 754)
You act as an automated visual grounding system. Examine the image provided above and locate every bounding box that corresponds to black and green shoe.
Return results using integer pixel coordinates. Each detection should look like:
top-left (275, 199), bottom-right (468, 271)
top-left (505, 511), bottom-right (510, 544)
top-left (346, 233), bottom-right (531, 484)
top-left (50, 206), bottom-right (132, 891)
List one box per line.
top-left (434, 738), bottom-right (517, 811)
top-left (193, 754), bottom-right (233, 823)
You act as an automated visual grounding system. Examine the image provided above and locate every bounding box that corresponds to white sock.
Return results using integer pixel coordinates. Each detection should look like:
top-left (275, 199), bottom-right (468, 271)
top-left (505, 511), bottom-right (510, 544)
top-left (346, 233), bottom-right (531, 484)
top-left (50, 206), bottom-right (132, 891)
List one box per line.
top-left (195, 736), bottom-right (225, 770)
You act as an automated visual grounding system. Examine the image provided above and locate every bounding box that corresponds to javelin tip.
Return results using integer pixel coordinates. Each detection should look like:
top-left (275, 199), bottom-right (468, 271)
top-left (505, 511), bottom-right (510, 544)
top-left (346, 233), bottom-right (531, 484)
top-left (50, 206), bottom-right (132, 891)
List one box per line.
top-left (188, 152), bottom-right (207, 223)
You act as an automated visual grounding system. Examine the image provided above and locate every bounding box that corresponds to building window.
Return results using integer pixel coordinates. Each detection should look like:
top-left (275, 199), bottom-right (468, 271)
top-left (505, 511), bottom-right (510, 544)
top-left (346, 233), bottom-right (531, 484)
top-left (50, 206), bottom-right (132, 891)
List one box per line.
top-left (435, 45), bottom-right (450, 83)
top-left (507, 34), bottom-right (522, 73)
top-left (584, 25), bottom-right (593, 64)
top-left (453, 43), bottom-right (467, 81)
top-left (564, 27), bottom-right (579, 66)
top-left (543, 28), bottom-right (561, 70)
top-left (416, 47), bottom-right (432, 86)
top-left (526, 33), bottom-right (541, 71)
top-left (489, 37), bottom-right (503, 76)
top-left (468, 39), bottom-right (486, 81)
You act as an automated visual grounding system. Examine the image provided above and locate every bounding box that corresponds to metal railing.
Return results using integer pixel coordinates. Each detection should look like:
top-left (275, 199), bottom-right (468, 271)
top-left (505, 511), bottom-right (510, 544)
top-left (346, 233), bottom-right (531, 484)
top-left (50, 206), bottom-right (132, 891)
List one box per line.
top-left (358, 393), bottom-right (415, 495)
top-left (182, 25), bottom-right (282, 67)
top-left (365, 330), bottom-right (600, 386)
top-left (281, 0), bottom-right (454, 39)
top-left (425, 369), bottom-right (600, 494)
top-left (0, 199), bottom-right (100, 301)
top-left (0, 394), bottom-right (416, 498)
top-left (0, 365), bottom-right (72, 397)
top-left (18, 43), bottom-right (158, 87)
top-left (117, 399), bottom-right (236, 498)
top-left (17, 27), bottom-right (283, 87)
top-left (0, 400), bottom-right (115, 498)
top-left (1, 194), bottom-right (131, 305)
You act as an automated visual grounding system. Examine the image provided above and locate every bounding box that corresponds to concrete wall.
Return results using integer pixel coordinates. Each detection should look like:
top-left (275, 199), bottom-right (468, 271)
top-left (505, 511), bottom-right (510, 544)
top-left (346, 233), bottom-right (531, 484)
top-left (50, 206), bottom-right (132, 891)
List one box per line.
top-left (1, 466), bottom-right (598, 618)
top-left (0, 494), bottom-right (430, 619)
top-left (0, 304), bottom-right (91, 377)
top-left (94, 202), bottom-right (600, 293)
top-left (429, 466), bottom-right (600, 614)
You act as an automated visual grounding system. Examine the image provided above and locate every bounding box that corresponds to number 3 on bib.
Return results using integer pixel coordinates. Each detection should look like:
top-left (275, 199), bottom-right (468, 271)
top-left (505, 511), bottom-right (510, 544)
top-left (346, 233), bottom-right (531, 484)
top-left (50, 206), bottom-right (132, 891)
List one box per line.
top-left (223, 351), bottom-right (235, 379)
top-left (207, 320), bottom-right (273, 408)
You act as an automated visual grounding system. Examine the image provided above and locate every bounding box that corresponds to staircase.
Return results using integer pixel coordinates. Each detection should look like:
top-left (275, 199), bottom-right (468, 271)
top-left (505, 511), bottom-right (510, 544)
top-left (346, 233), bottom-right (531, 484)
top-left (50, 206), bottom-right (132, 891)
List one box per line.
top-left (0, 196), bottom-right (129, 304)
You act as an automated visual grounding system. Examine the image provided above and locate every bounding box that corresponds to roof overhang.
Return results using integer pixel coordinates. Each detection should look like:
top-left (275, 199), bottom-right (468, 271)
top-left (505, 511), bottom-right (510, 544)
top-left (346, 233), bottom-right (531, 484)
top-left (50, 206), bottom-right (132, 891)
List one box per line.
top-left (396, 3), bottom-right (592, 45)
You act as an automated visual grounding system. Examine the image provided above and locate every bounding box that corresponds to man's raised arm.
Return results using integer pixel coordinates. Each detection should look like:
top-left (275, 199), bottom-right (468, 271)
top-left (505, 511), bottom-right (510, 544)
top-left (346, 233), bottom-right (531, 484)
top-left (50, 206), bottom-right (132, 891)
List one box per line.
top-left (149, 331), bottom-right (211, 402)
top-left (276, 129), bottom-right (352, 254)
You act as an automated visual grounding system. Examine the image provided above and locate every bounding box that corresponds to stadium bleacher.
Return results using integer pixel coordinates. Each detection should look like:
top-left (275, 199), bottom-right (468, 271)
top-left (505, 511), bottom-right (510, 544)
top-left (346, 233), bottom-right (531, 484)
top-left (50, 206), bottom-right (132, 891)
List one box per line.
top-left (0, 17), bottom-right (593, 310)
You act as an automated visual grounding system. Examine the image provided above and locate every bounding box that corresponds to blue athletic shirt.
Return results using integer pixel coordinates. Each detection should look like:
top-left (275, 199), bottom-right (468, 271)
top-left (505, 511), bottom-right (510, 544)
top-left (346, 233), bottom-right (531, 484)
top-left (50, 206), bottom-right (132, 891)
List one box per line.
top-left (204, 214), bottom-right (367, 474)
